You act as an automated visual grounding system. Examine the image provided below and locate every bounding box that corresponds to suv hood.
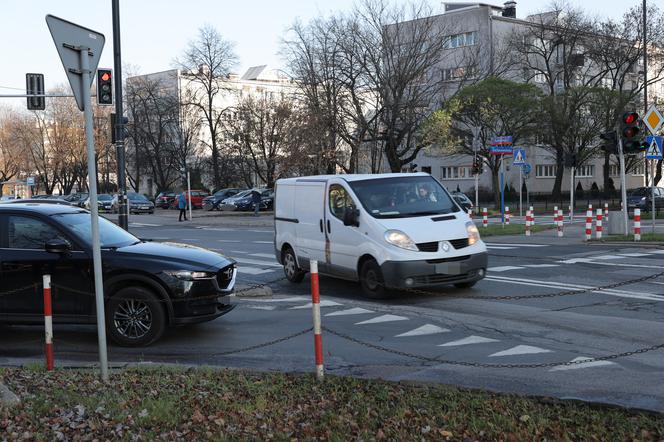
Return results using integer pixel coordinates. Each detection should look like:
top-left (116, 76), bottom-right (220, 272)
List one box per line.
top-left (113, 241), bottom-right (233, 270)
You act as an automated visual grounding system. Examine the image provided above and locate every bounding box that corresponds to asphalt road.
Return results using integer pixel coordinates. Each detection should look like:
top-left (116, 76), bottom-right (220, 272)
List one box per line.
top-left (2, 210), bottom-right (664, 412)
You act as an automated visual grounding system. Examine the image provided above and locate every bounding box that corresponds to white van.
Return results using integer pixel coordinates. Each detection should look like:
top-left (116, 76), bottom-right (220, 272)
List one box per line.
top-left (274, 173), bottom-right (487, 298)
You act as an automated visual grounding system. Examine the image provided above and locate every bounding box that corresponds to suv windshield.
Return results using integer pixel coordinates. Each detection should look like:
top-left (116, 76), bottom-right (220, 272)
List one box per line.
top-left (53, 212), bottom-right (139, 248)
top-left (348, 176), bottom-right (459, 218)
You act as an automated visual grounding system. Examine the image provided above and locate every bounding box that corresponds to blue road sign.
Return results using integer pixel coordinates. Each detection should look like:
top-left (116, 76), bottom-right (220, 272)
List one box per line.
top-left (645, 136), bottom-right (663, 160)
top-left (26, 177), bottom-right (35, 186)
top-left (513, 148), bottom-right (526, 165)
top-left (522, 163), bottom-right (532, 175)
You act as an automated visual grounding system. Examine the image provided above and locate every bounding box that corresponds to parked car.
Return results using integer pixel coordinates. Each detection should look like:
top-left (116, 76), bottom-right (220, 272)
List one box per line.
top-left (4, 199), bottom-right (72, 206)
top-left (220, 189), bottom-right (273, 211)
top-left (63, 193), bottom-right (89, 207)
top-left (169, 190), bottom-right (210, 210)
top-left (627, 187), bottom-right (664, 211)
top-left (202, 188), bottom-right (245, 211)
top-left (155, 191), bottom-right (176, 209)
top-left (451, 191), bottom-right (473, 212)
top-left (112, 192), bottom-right (155, 214)
top-left (274, 173), bottom-right (487, 298)
top-left (0, 203), bottom-right (237, 346)
top-left (83, 194), bottom-right (113, 212)
top-left (0, 196), bottom-right (18, 202)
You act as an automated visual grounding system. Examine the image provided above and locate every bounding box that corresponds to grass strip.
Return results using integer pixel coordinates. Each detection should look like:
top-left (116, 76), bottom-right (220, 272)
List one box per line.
top-left (598, 233), bottom-right (664, 242)
top-left (1, 367), bottom-right (661, 440)
top-left (477, 223), bottom-right (555, 237)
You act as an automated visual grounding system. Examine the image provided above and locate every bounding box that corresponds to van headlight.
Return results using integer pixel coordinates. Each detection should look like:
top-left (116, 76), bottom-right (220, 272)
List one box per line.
top-left (466, 221), bottom-right (480, 246)
top-left (384, 230), bottom-right (418, 251)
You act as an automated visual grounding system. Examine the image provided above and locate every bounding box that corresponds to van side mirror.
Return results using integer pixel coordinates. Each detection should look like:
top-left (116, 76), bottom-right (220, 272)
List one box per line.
top-left (45, 238), bottom-right (71, 254)
top-left (343, 208), bottom-right (360, 227)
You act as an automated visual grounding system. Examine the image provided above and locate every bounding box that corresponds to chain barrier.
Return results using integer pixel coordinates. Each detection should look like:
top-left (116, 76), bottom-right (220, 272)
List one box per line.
top-left (322, 326), bottom-right (664, 369)
top-left (0, 283), bottom-right (39, 299)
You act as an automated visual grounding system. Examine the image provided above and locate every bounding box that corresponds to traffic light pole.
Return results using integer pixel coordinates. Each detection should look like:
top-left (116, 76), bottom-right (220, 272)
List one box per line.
top-left (618, 136), bottom-right (629, 235)
top-left (112, 0), bottom-right (128, 231)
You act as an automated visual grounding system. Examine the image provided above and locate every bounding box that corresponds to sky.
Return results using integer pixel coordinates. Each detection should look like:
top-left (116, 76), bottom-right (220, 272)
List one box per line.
top-left (0, 0), bottom-right (644, 105)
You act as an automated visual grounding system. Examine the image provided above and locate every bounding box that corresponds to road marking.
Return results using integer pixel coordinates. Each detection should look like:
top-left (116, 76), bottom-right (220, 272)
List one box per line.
top-left (647, 281), bottom-right (664, 286)
top-left (246, 305), bottom-right (276, 311)
top-left (395, 324), bottom-right (450, 337)
top-left (486, 275), bottom-right (664, 301)
top-left (489, 345), bottom-right (552, 357)
top-left (522, 264), bottom-right (559, 268)
top-left (619, 253), bottom-right (651, 257)
top-left (249, 253), bottom-right (277, 259)
top-left (325, 307), bottom-right (374, 317)
top-left (218, 240), bottom-right (241, 243)
top-left (250, 296), bottom-right (309, 303)
top-left (355, 314), bottom-right (409, 325)
top-left (129, 222), bottom-right (162, 227)
top-left (486, 246), bottom-right (516, 250)
top-left (549, 356), bottom-right (617, 372)
top-left (253, 241), bottom-right (273, 244)
top-left (488, 266), bottom-right (524, 272)
top-left (593, 255), bottom-right (625, 260)
top-left (237, 267), bottom-right (275, 275)
top-left (438, 335), bottom-right (499, 347)
top-left (232, 257), bottom-right (281, 268)
top-left (485, 243), bottom-right (549, 248)
top-left (557, 258), bottom-right (663, 269)
top-left (290, 300), bottom-right (344, 309)
top-left (648, 250), bottom-right (664, 254)
top-left (246, 229), bottom-right (272, 233)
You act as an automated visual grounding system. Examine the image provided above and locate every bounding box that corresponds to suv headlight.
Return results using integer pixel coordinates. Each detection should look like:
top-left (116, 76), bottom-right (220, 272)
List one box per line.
top-left (466, 221), bottom-right (480, 246)
top-left (165, 270), bottom-right (215, 280)
top-left (384, 230), bottom-right (418, 251)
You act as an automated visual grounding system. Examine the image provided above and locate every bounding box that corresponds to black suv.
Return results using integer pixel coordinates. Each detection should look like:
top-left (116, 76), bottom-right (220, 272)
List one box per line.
top-left (0, 204), bottom-right (236, 346)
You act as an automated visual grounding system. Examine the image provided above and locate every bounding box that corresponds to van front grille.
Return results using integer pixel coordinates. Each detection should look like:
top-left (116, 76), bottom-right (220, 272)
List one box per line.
top-left (449, 238), bottom-right (470, 249)
top-left (416, 241), bottom-right (438, 252)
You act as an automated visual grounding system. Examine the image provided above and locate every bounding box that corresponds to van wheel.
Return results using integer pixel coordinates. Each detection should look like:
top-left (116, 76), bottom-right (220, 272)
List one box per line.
top-left (107, 286), bottom-right (166, 347)
top-left (283, 247), bottom-right (305, 283)
top-left (359, 259), bottom-right (388, 299)
top-left (454, 281), bottom-right (477, 289)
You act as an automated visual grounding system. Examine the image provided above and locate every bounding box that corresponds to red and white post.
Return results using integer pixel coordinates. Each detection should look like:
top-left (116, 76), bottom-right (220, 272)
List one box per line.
top-left (634, 208), bottom-right (641, 242)
top-left (43, 275), bottom-right (54, 371)
top-left (557, 209), bottom-right (564, 237)
top-left (482, 208), bottom-right (488, 228)
top-left (529, 206), bottom-right (535, 225)
top-left (553, 206), bottom-right (558, 225)
top-left (604, 203), bottom-right (609, 223)
top-left (505, 206), bottom-right (510, 225)
top-left (585, 209), bottom-right (593, 241)
top-left (525, 210), bottom-right (531, 236)
top-left (596, 209), bottom-right (603, 240)
top-left (310, 260), bottom-right (324, 380)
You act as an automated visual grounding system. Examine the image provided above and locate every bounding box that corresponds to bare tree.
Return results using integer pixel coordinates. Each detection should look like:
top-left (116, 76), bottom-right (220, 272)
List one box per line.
top-left (0, 108), bottom-right (26, 194)
top-left (175, 25), bottom-right (238, 189)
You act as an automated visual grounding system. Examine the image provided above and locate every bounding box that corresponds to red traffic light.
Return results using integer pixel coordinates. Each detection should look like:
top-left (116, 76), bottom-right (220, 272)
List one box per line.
top-left (100, 72), bottom-right (111, 82)
top-left (623, 112), bottom-right (639, 125)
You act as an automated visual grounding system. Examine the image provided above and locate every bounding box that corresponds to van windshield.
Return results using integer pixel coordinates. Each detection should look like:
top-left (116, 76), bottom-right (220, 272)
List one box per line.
top-left (348, 176), bottom-right (459, 219)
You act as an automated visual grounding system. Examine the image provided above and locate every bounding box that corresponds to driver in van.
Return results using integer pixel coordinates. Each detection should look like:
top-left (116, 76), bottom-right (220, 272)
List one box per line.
top-left (418, 184), bottom-right (437, 202)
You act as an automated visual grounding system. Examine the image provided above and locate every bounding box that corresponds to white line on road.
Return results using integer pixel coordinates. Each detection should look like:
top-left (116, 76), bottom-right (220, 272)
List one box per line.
top-left (236, 267), bottom-right (275, 275)
top-left (232, 257), bottom-right (281, 268)
top-left (356, 314), bottom-right (409, 325)
top-left (619, 253), bottom-right (651, 257)
top-left (325, 307), bottom-right (374, 317)
top-left (549, 356), bottom-right (617, 372)
top-left (485, 243), bottom-right (549, 248)
top-left (395, 324), bottom-right (450, 337)
top-left (218, 240), bottom-right (241, 243)
top-left (290, 300), bottom-right (344, 309)
top-left (489, 345), bottom-right (552, 357)
top-left (522, 264), bottom-right (560, 268)
top-left (253, 241), bottom-right (273, 244)
top-left (557, 258), bottom-right (663, 269)
top-left (249, 253), bottom-right (278, 259)
top-left (486, 246), bottom-right (517, 250)
top-left (250, 296), bottom-right (309, 303)
top-left (438, 335), bottom-right (499, 347)
top-left (246, 305), bottom-right (276, 311)
top-left (130, 222), bottom-right (162, 227)
top-left (488, 266), bottom-right (524, 272)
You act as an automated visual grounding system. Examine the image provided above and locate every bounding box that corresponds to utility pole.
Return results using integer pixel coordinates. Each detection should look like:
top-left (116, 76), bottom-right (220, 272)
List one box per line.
top-left (112, 0), bottom-right (128, 231)
top-left (644, 0), bottom-right (654, 234)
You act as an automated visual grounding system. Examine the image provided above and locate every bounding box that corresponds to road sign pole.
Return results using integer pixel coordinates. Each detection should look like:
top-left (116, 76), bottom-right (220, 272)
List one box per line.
top-left (187, 169), bottom-right (192, 221)
top-left (80, 46), bottom-right (109, 382)
top-left (618, 136), bottom-right (629, 236)
top-left (519, 166), bottom-right (522, 218)
top-left (472, 127), bottom-right (479, 210)
top-left (500, 158), bottom-right (505, 225)
top-left (569, 166), bottom-right (575, 222)
top-left (652, 159), bottom-right (656, 235)
top-left (112, 0), bottom-right (129, 232)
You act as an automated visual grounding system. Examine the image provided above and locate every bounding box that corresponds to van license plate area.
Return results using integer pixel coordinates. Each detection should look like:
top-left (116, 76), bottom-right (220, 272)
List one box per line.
top-left (435, 263), bottom-right (461, 275)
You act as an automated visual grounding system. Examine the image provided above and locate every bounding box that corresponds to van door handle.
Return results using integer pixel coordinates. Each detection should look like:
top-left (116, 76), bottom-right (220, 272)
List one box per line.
top-left (327, 220), bottom-right (331, 233)
top-left (319, 219), bottom-right (323, 233)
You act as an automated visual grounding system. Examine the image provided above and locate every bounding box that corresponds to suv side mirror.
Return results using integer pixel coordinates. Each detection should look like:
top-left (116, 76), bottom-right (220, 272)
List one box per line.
top-left (45, 238), bottom-right (71, 254)
top-left (343, 208), bottom-right (360, 227)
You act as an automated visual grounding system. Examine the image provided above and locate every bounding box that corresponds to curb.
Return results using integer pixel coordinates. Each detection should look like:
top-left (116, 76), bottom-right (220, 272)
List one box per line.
top-left (235, 285), bottom-right (273, 298)
top-left (587, 241), bottom-right (664, 248)
top-left (0, 383), bottom-right (20, 407)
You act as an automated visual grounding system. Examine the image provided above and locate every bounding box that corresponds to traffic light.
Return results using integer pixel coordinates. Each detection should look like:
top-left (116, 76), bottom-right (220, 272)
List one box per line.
top-left (472, 154), bottom-right (483, 175)
top-left (26, 73), bottom-right (45, 110)
top-left (97, 69), bottom-right (113, 105)
top-left (599, 130), bottom-right (618, 155)
top-left (110, 113), bottom-right (129, 143)
top-left (621, 111), bottom-right (647, 154)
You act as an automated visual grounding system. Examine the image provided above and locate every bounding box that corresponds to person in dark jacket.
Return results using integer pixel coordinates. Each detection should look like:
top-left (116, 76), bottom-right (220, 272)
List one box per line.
top-left (250, 190), bottom-right (262, 216)
top-left (178, 192), bottom-right (188, 221)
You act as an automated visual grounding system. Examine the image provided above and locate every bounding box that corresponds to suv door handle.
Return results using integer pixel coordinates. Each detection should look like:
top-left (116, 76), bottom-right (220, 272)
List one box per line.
top-left (319, 219), bottom-right (323, 233)
top-left (327, 220), bottom-right (331, 233)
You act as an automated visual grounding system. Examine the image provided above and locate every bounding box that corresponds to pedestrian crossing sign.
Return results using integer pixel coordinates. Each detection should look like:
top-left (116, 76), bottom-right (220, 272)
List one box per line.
top-left (645, 136), bottom-right (663, 160)
top-left (512, 148), bottom-right (526, 165)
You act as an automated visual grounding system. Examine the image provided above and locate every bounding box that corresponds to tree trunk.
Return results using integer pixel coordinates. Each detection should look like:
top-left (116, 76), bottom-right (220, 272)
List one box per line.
top-left (551, 150), bottom-right (564, 199)
top-left (655, 159), bottom-right (663, 187)
top-left (602, 151), bottom-right (611, 197)
top-left (492, 168), bottom-right (500, 209)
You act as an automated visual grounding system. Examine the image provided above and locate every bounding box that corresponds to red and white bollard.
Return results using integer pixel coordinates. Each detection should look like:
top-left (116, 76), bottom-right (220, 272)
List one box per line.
top-left (525, 210), bottom-right (531, 236)
top-left (596, 209), bottom-right (603, 240)
top-left (634, 209), bottom-right (641, 242)
top-left (585, 209), bottom-right (593, 241)
top-left (557, 209), bottom-right (564, 237)
top-left (604, 203), bottom-right (609, 223)
top-left (505, 206), bottom-right (510, 225)
top-left (529, 206), bottom-right (535, 225)
top-left (553, 206), bottom-right (558, 225)
top-left (43, 275), bottom-right (54, 371)
top-left (482, 208), bottom-right (488, 228)
top-left (310, 260), bottom-right (324, 380)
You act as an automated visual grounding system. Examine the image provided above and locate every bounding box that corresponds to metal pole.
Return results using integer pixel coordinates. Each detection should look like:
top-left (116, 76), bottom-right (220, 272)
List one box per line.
top-left (81, 46), bottom-right (109, 382)
top-left (500, 157), bottom-right (505, 225)
top-left (112, 0), bottom-right (128, 231)
top-left (618, 136), bottom-right (629, 235)
top-left (472, 127), bottom-right (479, 210)
top-left (519, 166), bottom-right (523, 218)
top-left (644, 0), bottom-right (654, 234)
top-left (569, 166), bottom-right (575, 222)
top-left (187, 169), bottom-right (192, 221)
top-left (652, 159), bottom-right (656, 234)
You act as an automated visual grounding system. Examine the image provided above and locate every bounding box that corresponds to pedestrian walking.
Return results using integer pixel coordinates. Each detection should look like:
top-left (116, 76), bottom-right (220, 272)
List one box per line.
top-left (251, 189), bottom-right (262, 217)
top-left (178, 192), bottom-right (188, 221)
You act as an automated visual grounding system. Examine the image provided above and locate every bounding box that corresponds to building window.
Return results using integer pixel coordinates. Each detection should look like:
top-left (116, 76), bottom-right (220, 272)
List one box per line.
top-left (609, 164), bottom-right (620, 176)
top-left (440, 166), bottom-right (472, 180)
top-left (442, 66), bottom-right (476, 82)
top-left (533, 73), bottom-right (547, 84)
top-left (444, 32), bottom-right (478, 49)
top-left (576, 165), bottom-right (594, 177)
top-left (631, 163), bottom-right (645, 175)
top-left (536, 164), bottom-right (557, 178)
